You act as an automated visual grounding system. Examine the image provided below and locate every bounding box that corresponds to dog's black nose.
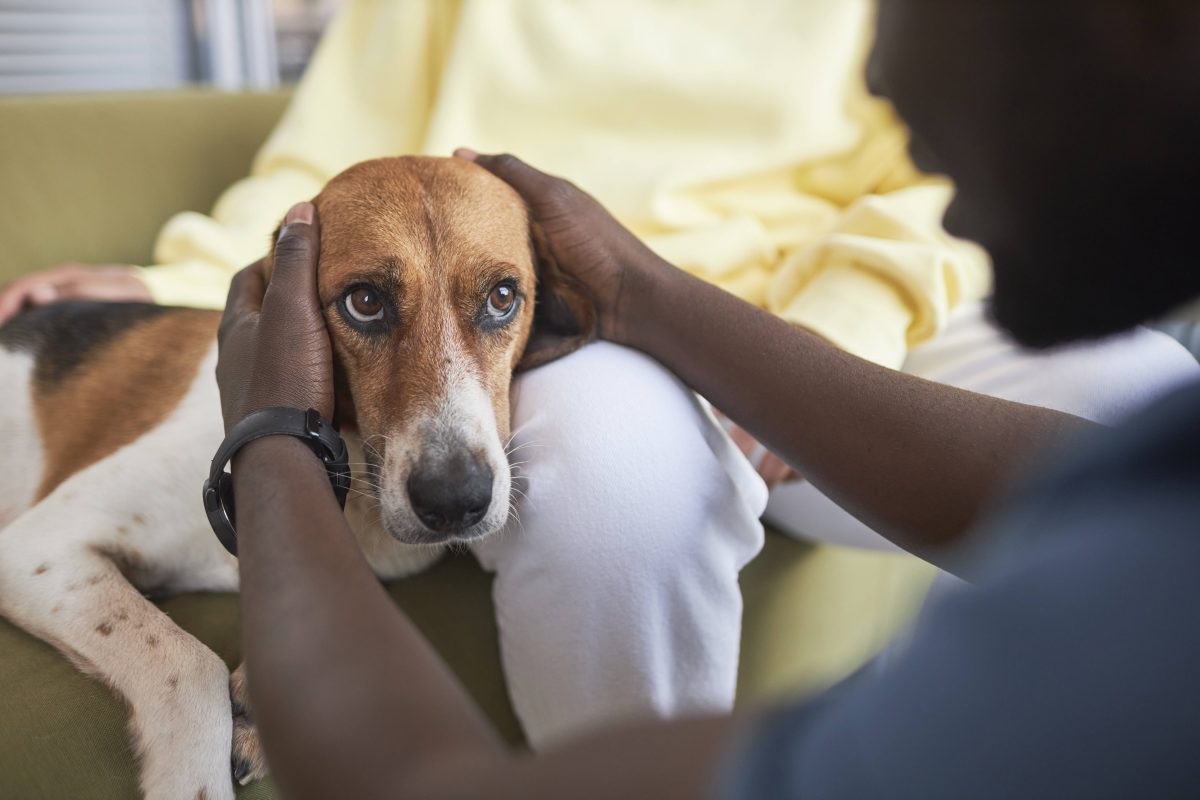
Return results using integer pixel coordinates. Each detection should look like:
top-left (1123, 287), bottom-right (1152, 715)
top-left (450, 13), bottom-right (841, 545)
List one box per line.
top-left (407, 454), bottom-right (493, 535)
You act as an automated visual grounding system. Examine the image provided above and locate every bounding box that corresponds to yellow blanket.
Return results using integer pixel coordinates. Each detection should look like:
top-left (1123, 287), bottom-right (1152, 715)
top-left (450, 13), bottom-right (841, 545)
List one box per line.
top-left (145, 0), bottom-right (989, 368)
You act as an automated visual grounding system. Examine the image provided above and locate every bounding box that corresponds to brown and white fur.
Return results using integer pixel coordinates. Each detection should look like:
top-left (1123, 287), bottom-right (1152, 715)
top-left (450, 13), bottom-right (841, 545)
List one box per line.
top-left (0, 157), bottom-right (592, 800)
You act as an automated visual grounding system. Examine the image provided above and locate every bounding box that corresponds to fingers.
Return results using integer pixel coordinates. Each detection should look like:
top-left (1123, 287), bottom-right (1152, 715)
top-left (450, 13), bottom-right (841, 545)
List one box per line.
top-left (84, 269), bottom-right (153, 303)
top-left (0, 281), bottom-right (33, 325)
top-left (216, 201), bottom-right (334, 425)
top-left (713, 409), bottom-right (756, 458)
top-left (0, 272), bottom-right (70, 324)
top-left (225, 260), bottom-right (268, 317)
top-left (717, 413), bottom-right (799, 487)
top-left (455, 149), bottom-right (558, 201)
top-left (29, 284), bottom-right (58, 304)
top-left (262, 202), bottom-right (321, 318)
top-left (757, 452), bottom-right (798, 489)
top-left (726, 423), bottom-right (759, 460)
top-left (219, 201), bottom-right (321, 340)
top-left (0, 264), bottom-right (151, 326)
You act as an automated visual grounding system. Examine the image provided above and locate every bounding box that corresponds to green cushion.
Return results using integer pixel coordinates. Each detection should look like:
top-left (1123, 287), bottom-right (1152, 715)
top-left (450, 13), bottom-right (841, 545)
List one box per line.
top-left (0, 538), bottom-right (931, 799)
top-left (0, 91), bottom-right (290, 280)
top-left (0, 552), bottom-right (521, 799)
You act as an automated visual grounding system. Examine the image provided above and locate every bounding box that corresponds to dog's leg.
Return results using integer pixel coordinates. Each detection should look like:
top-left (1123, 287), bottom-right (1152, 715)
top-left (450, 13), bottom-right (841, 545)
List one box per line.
top-left (0, 348), bottom-right (44, 529)
top-left (0, 341), bottom-right (242, 799)
top-left (0, 509), bottom-right (237, 800)
top-left (229, 662), bottom-right (269, 785)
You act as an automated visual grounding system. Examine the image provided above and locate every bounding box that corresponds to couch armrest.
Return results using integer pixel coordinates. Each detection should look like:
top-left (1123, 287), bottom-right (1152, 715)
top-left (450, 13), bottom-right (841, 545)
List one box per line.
top-left (0, 90), bottom-right (289, 284)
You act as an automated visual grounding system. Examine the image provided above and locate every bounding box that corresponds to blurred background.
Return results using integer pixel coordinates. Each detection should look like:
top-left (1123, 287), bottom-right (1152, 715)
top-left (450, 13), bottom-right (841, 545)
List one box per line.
top-left (0, 0), bottom-right (343, 94)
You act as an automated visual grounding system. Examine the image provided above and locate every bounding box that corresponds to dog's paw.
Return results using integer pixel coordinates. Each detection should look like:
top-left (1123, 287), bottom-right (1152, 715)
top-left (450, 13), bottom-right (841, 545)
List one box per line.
top-left (232, 714), bottom-right (268, 786)
top-left (229, 664), bottom-right (269, 785)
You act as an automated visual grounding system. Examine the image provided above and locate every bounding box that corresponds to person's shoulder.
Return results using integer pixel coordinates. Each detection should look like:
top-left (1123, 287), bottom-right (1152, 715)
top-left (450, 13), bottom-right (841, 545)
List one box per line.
top-left (718, 382), bottom-right (1200, 800)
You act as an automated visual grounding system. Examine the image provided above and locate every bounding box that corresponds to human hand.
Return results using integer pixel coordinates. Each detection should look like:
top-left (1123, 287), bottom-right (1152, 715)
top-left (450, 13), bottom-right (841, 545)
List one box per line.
top-left (0, 263), bottom-right (151, 325)
top-left (455, 148), bottom-right (662, 346)
top-left (713, 410), bottom-right (801, 490)
top-left (216, 202), bottom-right (334, 433)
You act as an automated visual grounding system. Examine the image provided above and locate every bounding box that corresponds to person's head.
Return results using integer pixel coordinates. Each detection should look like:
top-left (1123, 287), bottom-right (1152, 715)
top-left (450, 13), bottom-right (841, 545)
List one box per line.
top-left (869, 0), bottom-right (1200, 347)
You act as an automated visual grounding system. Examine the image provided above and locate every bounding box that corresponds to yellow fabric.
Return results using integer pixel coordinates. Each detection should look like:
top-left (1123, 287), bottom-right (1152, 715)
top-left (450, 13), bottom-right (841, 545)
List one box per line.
top-left (144, 0), bottom-right (991, 368)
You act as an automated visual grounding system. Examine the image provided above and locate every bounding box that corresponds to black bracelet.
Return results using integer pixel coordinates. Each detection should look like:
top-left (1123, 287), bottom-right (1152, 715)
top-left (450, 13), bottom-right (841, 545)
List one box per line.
top-left (202, 407), bottom-right (352, 557)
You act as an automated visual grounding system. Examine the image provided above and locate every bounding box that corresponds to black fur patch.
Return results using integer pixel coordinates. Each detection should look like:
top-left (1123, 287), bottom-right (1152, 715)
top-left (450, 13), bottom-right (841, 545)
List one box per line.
top-left (0, 301), bottom-right (174, 385)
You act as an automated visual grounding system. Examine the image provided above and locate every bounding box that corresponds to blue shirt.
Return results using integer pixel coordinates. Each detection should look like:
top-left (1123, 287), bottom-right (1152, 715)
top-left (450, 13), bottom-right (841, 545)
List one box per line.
top-left (724, 380), bottom-right (1200, 799)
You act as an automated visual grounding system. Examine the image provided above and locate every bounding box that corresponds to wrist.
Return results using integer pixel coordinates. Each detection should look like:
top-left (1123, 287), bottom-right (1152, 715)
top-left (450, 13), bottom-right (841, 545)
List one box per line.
top-left (205, 408), bottom-right (351, 556)
top-left (232, 434), bottom-right (319, 475)
top-left (613, 248), bottom-right (678, 351)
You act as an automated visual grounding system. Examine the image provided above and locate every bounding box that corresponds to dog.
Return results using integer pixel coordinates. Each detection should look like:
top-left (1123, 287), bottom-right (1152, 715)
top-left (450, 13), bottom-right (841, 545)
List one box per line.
top-left (0, 156), bottom-right (593, 800)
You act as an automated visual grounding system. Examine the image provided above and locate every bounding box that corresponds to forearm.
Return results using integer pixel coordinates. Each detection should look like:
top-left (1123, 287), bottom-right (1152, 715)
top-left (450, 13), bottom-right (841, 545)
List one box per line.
top-left (233, 436), bottom-right (501, 799)
top-left (233, 436), bottom-right (740, 798)
top-left (621, 255), bottom-right (1091, 560)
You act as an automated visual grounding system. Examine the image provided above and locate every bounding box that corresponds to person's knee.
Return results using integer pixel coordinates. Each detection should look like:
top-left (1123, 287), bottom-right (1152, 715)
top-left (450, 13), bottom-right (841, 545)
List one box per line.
top-left (504, 342), bottom-right (762, 566)
top-left (515, 342), bottom-right (711, 480)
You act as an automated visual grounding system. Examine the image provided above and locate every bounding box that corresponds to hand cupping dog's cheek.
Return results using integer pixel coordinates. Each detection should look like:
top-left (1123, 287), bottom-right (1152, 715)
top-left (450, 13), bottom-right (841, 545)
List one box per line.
top-left (456, 148), bottom-right (655, 346)
top-left (216, 202), bottom-right (335, 433)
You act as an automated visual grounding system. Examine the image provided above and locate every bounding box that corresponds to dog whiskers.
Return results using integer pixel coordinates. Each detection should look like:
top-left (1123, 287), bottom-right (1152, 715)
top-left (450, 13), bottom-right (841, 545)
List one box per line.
top-left (504, 504), bottom-right (525, 536)
top-left (505, 440), bottom-right (545, 458)
top-left (503, 420), bottom-right (535, 451)
top-left (343, 489), bottom-right (381, 505)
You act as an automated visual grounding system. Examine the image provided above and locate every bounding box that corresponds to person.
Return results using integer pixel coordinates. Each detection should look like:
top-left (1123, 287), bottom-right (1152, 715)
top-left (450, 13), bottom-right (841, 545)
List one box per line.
top-left (4, 0), bottom-right (1196, 749)
top-left (214, 0), bottom-right (1200, 796)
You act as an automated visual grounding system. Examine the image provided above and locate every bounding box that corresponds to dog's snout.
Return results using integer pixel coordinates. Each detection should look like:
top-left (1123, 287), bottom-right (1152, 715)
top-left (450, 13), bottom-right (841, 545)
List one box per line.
top-left (406, 454), bottom-right (493, 536)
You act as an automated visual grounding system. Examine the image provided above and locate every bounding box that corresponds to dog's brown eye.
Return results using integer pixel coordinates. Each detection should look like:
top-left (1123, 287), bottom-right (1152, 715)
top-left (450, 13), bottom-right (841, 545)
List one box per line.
top-left (345, 287), bottom-right (384, 323)
top-left (487, 283), bottom-right (516, 317)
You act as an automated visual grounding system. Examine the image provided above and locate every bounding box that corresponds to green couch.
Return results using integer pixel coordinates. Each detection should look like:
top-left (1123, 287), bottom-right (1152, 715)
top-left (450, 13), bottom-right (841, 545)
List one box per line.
top-left (0, 91), bottom-right (936, 799)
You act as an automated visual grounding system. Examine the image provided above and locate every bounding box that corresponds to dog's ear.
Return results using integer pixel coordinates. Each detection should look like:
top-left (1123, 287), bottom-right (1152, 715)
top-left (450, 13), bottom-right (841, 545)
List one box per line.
top-left (517, 221), bottom-right (598, 372)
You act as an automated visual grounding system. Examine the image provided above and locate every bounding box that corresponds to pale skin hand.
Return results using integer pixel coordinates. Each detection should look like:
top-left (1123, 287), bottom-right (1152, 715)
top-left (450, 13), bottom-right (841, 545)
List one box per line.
top-left (0, 262), bottom-right (151, 325)
top-left (715, 410), bottom-right (799, 489)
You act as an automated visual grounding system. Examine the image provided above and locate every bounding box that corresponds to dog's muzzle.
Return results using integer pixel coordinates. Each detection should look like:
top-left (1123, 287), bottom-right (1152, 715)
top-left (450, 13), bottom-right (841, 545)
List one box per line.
top-left (405, 449), bottom-right (494, 537)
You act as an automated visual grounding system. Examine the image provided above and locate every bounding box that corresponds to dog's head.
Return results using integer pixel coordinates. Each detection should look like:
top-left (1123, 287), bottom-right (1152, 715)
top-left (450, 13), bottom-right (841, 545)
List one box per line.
top-left (269, 156), bottom-right (594, 545)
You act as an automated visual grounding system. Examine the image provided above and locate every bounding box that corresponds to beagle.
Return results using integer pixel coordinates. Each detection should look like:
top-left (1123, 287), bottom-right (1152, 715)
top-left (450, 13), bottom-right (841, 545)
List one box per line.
top-left (0, 156), bottom-right (593, 800)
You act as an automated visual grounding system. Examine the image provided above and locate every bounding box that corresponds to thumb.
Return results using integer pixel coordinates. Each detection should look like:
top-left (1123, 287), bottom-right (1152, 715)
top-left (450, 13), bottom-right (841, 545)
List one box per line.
top-left (263, 201), bottom-right (321, 316)
top-left (454, 150), bottom-right (557, 203)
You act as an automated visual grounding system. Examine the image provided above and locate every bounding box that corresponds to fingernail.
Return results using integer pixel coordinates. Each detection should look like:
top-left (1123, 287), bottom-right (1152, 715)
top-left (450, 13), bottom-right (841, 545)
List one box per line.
top-left (453, 147), bottom-right (479, 161)
top-left (285, 201), bottom-right (314, 226)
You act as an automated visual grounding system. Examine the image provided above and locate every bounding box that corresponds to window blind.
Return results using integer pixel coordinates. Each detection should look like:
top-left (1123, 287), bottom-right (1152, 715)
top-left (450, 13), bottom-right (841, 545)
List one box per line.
top-left (0, 0), bottom-right (193, 94)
